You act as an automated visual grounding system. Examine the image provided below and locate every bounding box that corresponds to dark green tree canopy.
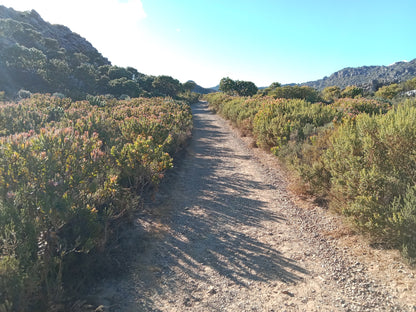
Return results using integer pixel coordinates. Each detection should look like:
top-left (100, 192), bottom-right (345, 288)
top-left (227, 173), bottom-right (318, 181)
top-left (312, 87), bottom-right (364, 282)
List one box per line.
top-left (269, 82), bottom-right (281, 89)
top-left (183, 80), bottom-right (197, 92)
top-left (152, 75), bottom-right (183, 97)
top-left (219, 77), bottom-right (236, 95)
top-left (108, 66), bottom-right (132, 80)
top-left (219, 77), bottom-right (258, 96)
top-left (234, 80), bottom-right (258, 97)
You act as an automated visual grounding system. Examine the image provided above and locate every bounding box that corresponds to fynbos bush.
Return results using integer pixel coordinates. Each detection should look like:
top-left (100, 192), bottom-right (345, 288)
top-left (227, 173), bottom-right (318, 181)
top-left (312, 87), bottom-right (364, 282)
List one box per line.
top-left (0, 94), bottom-right (193, 310)
top-left (205, 92), bottom-right (415, 261)
top-left (324, 104), bottom-right (416, 255)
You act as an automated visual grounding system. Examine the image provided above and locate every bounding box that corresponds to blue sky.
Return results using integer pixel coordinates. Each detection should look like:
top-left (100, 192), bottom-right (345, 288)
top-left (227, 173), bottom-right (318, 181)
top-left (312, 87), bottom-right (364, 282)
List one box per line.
top-left (1, 0), bottom-right (415, 87)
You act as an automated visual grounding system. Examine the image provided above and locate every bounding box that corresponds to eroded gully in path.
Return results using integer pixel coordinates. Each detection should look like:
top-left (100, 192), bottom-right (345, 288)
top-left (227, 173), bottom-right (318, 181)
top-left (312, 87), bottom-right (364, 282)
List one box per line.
top-left (90, 101), bottom-right (413, 311)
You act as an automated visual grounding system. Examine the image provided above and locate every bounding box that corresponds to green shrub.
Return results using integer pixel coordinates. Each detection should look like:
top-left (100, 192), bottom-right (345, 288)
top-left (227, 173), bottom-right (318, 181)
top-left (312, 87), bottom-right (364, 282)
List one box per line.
top-left (220, 97), bottom-right (264, 131)
top-left (204, 92), bottom-right (234, 112)
top-left (269, 85), bottom-right (320, 102)
top-left (205, 92), bottom-right (416, 260)
top-left (341, 85), bottom-right (363, 98)
top-left (389, 186), bottom-right (416, 259)
top-left (375, 83), bottom-right (402, 99)
top-left (0, 94), bottom-right (72, 136)
top-left (178, 91), bottom-right (201, 105)
top-left (321, 86), bottom-right (341, 103)
top-left (290, 126), bottom-right (334, 196)
top-left (324, 104), bottom-right (416, 255)
top-left (253, 98), bottom-right (338, 151)
top-left (86, 94), bottom-right (106, 107)
top-left (332, 97), bottom-right (391, 117)
top-left (403, 77), bottom-right (416, 92)
top-left (0, 128), bottom-right (115, 310)
top-left (0, 95), bottom-right (192, 310)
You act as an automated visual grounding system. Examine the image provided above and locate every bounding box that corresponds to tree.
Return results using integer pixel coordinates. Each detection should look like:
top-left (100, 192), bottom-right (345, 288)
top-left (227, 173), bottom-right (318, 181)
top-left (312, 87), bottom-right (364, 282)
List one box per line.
top-left (219, 77), bottom-right (236, 95)
top-left (269, 82), bottom-right (281, 89)
top-left (259, 82), bottom-right (281, 96)
top-left (219, 77), bottom-right (257, 96)
top-left (152, 75), bottom-right (183, 97)
top-left (235, 80), bottom-right (258, 96)
top-left (183, 80), bottom-right (197, 92)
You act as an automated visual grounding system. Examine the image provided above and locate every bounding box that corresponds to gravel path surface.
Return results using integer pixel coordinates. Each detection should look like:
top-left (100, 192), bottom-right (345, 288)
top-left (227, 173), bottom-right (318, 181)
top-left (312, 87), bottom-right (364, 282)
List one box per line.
top-left (89, 101), bottom-right (415, 311)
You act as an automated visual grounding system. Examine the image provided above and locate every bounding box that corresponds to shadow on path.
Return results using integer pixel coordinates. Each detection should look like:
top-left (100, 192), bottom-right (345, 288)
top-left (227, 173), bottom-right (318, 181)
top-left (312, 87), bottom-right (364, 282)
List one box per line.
top-left (135, 101), bottom-right (308, 309)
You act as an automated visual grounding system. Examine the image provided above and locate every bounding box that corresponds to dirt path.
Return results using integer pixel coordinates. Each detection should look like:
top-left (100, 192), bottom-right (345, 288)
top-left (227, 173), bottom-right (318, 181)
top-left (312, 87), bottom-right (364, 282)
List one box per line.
top-left (90, 101), bottom-right (415, 311)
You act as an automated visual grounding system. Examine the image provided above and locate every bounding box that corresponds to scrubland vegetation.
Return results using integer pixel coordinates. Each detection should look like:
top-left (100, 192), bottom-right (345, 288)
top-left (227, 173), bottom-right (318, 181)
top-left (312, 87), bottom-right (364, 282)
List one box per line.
top-left (4, 5), bottom-right (416, 311)
top-left (205, 79), bottom-right (416, 263)
top-left (0, 94), bottom-right (192, 311)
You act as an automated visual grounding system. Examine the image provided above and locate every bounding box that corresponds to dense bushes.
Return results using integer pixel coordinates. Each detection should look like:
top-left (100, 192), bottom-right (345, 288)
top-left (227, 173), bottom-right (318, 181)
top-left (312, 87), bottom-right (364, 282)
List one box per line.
top-left (0, 94), bottom-right (192, 311)
top-left (0, 10), bottom-right (202, 100)
top-left (218, 77), bottom-right (258, 97)
top-left (204, 92), bottom-right (416, 261)
top-left (253, 98), bottom-right (338, 151)
top-left (0, 17), bottom-right (201, 101)
top-left (269, 85), bottom-right (320, 102)
top-left (324, 103), bottom-right (416, 257)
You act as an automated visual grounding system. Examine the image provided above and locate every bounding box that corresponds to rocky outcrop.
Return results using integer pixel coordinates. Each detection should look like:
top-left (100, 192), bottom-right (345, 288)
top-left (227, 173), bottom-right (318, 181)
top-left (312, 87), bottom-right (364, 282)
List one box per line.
top-left (0, 5), bottom-right (110, 66)
top-left (301, 59), bottom-right (416, 91)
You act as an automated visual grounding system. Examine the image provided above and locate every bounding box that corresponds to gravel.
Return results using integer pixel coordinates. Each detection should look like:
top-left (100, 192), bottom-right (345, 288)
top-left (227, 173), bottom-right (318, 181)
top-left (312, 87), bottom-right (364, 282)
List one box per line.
top-left (86, 101), bottom-right (415, 312)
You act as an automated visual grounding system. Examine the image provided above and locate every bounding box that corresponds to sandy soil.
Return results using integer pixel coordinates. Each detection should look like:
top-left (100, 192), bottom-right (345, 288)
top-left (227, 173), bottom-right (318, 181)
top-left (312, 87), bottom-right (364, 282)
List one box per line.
top-left (87, 101), bottom-right (416, 311)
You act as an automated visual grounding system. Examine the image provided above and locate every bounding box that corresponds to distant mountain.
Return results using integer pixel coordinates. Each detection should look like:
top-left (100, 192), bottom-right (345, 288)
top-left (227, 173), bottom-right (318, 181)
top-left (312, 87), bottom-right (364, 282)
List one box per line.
top-left (191, 83), bottom-right (216, 94)
top-left (301, 59), bottom-right (416, 91)
top-left (210, 85), bottom-right (220, 92)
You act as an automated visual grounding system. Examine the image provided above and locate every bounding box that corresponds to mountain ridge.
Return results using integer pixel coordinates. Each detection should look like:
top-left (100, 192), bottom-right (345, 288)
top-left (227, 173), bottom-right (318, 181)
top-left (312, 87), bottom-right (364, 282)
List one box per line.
top-left (300, 59), bottom-right (416, 91)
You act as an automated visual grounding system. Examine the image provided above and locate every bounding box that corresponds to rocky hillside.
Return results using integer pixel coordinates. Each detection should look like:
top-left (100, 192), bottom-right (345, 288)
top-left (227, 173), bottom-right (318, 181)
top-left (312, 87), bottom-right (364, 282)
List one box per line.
top-left (0, 5), bottom-right (110, 66)
top-left (192, 83), bottom-right (216, 94)
top-left (0, 5), bottom-right (195, 100)
top-left (301, 59), bottom-right (416, 91)
top-left (0, 5), bottom-right (113, 97)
